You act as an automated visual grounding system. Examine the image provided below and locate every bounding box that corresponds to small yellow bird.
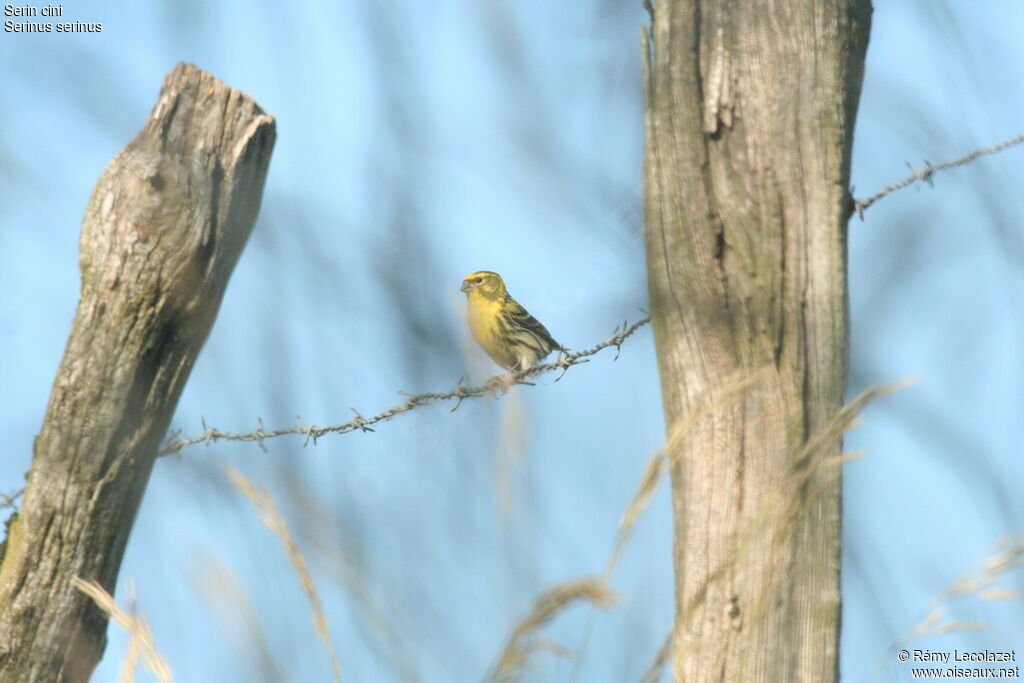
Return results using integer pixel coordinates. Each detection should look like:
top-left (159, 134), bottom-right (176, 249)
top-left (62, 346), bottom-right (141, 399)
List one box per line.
top-left (461, 271), bottom-right (565, 373)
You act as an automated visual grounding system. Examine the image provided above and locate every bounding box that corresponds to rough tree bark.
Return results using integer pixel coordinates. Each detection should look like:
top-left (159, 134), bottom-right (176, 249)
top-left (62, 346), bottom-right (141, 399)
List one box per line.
top-left (0, 63), bottom-right (275, 682)
top-left (642, 2), bottom-right (870, 681)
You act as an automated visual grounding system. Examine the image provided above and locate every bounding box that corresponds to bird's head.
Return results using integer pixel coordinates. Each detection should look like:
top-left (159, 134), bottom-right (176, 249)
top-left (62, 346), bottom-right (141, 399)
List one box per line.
top-left (460, 271), bottom-right (506, 299)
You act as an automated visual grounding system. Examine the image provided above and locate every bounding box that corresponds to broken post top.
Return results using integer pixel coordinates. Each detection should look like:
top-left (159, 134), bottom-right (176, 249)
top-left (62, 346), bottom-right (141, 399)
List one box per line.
top-left (79, 62), bottom-right (276, 335)
top-left (143, 62), bottom-right (274, 163)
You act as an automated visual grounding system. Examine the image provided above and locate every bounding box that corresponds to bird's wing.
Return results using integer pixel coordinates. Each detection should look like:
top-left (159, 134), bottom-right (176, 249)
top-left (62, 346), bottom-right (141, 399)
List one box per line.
top-left (506, 298), bottom-right (564, 352)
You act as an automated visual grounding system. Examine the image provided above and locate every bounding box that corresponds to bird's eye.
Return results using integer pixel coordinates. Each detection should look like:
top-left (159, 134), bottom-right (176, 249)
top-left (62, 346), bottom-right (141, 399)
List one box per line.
top-left (473, 277), bottom-right (482, 284)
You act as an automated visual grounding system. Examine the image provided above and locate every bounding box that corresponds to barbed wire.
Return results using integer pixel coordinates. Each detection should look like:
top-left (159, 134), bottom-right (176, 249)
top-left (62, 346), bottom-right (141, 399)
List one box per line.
top-left (159, 133), bottom-right (1024, 457)
top-left (853, 131), bottom-right (1024, 218)
top-left (160, 317), bottom-right (651, 456)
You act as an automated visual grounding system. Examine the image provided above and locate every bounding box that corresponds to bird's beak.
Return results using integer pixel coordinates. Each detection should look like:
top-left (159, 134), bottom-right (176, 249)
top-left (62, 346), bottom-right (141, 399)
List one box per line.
top-left (460, 281), bottom-right (471, 293)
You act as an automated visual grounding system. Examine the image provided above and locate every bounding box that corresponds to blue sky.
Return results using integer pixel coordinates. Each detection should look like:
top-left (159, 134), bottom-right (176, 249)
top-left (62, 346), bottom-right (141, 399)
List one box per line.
top-left (2, 2), bottom-right (1023, 681)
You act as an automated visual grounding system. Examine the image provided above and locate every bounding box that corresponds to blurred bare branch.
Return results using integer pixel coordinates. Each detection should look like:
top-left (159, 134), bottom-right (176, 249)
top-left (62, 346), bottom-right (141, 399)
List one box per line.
top-left (162, 318), bottom-right (650, 456)
top-left (854, 131), bottom-right (1024, 217)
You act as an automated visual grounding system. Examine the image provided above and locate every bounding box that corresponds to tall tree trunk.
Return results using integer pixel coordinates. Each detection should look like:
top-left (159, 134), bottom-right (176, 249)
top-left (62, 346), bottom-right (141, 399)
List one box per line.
top-left (642, 2), bottom-right (870, 680)
top-left (0, 63), bottom-right (275, 682)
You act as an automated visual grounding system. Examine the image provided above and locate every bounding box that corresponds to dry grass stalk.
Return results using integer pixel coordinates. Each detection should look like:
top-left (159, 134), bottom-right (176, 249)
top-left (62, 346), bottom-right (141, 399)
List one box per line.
top-left (611, 369), bottom-right (771, 586)
top-left (72, 577), bottom-right (172, 683)
top-left (932, 621), bottom-right (985, 635)
top-left (569, 368), bottom-right (769, 682)
top-left (867, 535), bottom-right (1024, 679)
top-left (753, 383), bottom-right (911, 601)
top-left (607, 366), bottom-right (773, 573)
top-left (276, 470), bottom-right (421, 683)
top-left (639, 628), bottom-right (673, 683)
top-left (224, 465), bottom-right (342, 683)
top-left (792, 380), bottom-right (913, 471)
top-left (489, 578), bottom-right (615, 683)
top-left (190, 553), bottom-right (286, 682)
top-left (680, 379), bottom-right (912, 642)
top-left (606, 452), bottom-right (666, 577)
top-left (119, 629), bottom-right (141, 683)
top-left (917, 535), bottom-right (1024, 635)
top-left (662, 368), bottom-right (771, 469)
top-left (117, 582), bottom-right (141, 683)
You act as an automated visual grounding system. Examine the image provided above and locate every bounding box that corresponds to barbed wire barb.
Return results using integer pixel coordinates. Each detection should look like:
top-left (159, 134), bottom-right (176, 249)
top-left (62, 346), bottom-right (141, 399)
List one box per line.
top-left (253, 417), bottom-right (268, 453)
top-left (554, 352), bottom-right (577, 382)
top-left (450, 384), bottom-right (471, 413)
top-left (907, 160), bottom-right (934, 189)
top-left (160, 317), bottom-right (651, 456)
top-left (350, 408), bottom-right (375, 433)
top-left (0, 488), bottom-right (25, 510)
